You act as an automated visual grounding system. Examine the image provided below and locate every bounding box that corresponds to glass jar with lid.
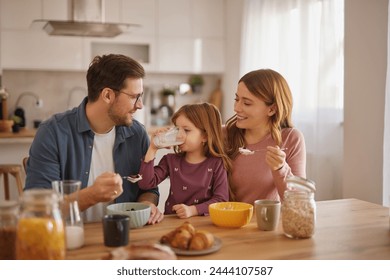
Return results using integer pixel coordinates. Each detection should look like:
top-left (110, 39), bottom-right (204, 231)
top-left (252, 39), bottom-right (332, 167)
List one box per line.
top-left (282, 176), bottom-right (316, 239)
top-left (0, 200), bottom-right (19, 260)
top-left (16, 189), bottom-right (66, 260)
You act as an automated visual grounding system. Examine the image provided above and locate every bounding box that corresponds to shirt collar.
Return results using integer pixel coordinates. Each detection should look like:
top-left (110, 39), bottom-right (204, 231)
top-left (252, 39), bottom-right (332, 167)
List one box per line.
top-left (76, 97), bottom-right (92, 133)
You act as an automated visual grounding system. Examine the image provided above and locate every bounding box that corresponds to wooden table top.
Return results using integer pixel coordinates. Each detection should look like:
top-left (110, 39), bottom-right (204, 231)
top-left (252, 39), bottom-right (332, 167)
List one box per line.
top-left (66, 198), bottom-right (390, 260)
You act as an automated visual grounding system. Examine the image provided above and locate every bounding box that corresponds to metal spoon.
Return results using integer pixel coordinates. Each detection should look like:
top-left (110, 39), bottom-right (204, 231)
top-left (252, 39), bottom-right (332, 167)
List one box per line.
top-left (239, 146), bottom-right (287, 155)
top-left (122, 174), bottom-right (143, 183)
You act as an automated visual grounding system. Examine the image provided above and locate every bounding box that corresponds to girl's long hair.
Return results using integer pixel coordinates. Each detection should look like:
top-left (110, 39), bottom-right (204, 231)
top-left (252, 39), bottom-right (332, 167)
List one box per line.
top-left (172, 103), bottom-right (232, 173)
top-left (225, 69), bottom-right (294, 160)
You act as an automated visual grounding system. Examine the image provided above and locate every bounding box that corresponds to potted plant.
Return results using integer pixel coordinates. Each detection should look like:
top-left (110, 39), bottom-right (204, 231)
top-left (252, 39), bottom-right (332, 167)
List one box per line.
top-left (188, 75), bottom-right (204, 93)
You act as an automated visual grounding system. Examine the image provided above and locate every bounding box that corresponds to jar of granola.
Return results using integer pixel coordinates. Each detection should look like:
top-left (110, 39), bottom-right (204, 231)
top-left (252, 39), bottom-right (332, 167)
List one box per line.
top-left (0, 200), bottom-right (19, 260)
top-left (282, 176), bottom-right (316, 239)
top-left (16, 189), bottom-right (65, 259)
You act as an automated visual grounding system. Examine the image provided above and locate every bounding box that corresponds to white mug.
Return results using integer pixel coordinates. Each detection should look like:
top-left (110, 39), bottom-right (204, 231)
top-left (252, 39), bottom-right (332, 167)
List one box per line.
top-left (254, 200), bottom-right (281, 231)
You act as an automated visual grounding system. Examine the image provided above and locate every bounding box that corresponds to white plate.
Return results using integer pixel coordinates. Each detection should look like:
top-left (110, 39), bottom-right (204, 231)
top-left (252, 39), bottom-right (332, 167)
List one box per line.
top-left (165, 237), bottom-right (222, 256)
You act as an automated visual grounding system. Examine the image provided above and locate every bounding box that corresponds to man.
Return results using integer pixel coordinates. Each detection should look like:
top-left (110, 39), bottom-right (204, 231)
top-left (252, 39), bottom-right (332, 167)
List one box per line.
top-left (25, 54), bottom-right (163, 224)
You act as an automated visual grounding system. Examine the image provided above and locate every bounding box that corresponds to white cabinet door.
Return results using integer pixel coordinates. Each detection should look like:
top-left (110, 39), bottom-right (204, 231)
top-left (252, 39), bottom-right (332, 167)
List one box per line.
top-left (121, 0), bottom-right (156, 36)
top-left (156, 0), bottom-right (225, 73)
top-left (198, 38), bottom-right (225, 73)
top-left (192, 0), bottom-right (224, 38)
top-left (0, 0), bottom-right (41, 30)
top-left (157, 0), bottom-right (191, 37)
top-left (1, 30), bottom-right (85, 70)
top-left (158, 38), bottom-right (193, 73)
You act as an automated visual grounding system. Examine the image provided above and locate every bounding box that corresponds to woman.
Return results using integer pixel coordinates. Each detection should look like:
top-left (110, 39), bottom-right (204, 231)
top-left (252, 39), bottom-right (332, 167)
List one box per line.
top-left (224, 69), bottom-right (306, 203)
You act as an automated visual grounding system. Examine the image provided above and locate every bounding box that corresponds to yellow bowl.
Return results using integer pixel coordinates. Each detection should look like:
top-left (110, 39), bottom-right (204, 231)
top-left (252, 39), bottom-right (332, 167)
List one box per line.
top-left (209, 202), bottom-right (253, 228)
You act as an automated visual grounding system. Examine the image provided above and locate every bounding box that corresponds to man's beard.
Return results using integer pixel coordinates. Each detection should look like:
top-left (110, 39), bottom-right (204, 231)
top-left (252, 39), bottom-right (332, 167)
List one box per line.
top-left (108, 104), bottom-right (133, 127)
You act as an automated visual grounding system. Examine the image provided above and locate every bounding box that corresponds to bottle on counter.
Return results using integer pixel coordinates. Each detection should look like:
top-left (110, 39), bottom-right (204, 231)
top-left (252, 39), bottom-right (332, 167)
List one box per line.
top-left (16, 189), bottom-right (65, 260)
top-left (0, 200), bottom-right (19, 260)
top-left (282, 176), bottom-right (316, 239)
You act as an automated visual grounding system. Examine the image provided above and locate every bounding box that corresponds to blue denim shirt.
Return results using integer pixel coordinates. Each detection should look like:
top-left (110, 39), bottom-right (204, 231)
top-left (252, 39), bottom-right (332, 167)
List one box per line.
top-left (25, 97), bottom-right (159, 203)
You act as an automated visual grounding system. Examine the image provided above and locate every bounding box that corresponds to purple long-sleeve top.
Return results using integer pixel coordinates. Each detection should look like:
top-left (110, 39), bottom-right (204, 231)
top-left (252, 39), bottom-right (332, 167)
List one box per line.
top-left (138, 153), bottom-right (229, 215)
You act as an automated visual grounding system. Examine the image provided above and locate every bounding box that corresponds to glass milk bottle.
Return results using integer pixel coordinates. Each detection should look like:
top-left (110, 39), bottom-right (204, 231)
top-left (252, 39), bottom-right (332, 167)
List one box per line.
top-left (0, 200), bottom-right (19, 260)
top-left (282, 176), bottom-right (316, 239)
top-left (52, 180), bottom-right (84, 250)
top-left (16, 189), bottom-right (66, 259)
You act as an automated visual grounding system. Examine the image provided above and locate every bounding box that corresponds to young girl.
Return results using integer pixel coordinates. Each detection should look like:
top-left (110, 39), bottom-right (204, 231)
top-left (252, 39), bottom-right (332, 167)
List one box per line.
top-left (138, 103), bottom-right (231, 218)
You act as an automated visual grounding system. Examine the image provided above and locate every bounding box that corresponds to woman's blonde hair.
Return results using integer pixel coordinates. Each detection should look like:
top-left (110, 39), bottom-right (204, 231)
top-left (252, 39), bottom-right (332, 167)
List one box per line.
top-left (225, 69), bottom-right (294, 159)
top-left (172, 103), bottom-right (232, 173)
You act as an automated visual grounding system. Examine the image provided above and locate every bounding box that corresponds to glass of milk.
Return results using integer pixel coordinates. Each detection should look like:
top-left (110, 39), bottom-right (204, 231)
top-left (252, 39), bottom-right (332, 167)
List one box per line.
top-left (52, 180), bottom-right (84, 250)
top-left (153, 127), bottom-right (186, 148)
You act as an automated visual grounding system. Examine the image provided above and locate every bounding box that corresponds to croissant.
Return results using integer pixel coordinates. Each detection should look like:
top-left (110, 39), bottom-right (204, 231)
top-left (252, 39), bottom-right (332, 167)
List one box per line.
top-left (160, 228), bottom-right (178, 244)
top-left (170, 229), bottom-right (193, 250)
top-left (160, 222), bottom-right (195, 244)
top-left (179, 221), bottom-right (196, 235)
top-left (189, 230), bottom-right (215, 250)
top-left (160, 222), bottom-right (216, 251)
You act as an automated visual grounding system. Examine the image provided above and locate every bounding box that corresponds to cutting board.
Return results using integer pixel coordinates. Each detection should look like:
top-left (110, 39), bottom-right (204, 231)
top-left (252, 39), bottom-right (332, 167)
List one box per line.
top-left (209, 79), bottom-right (222, 111)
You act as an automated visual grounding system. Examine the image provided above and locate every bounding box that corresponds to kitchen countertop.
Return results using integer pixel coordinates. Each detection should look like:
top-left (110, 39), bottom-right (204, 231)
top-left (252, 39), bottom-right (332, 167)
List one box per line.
top-left (0, 128), bottom-right (36, 138)
top-left (0, 128), bottom-right (36, 144)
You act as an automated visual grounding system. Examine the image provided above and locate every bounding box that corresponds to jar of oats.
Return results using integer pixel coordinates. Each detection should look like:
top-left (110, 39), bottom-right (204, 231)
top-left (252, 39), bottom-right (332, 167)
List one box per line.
top-left (16, 189), bottom-right (65, 260)
top-left (282, 176), bottom-right (316, 239)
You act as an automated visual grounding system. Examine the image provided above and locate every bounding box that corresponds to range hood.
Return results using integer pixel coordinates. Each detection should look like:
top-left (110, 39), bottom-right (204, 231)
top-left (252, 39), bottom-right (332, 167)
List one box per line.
top-left (33, 0), bottom-right (139, 38)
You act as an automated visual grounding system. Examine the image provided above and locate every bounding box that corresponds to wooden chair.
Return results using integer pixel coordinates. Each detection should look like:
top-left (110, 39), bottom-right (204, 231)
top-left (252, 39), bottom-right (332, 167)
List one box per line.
top-left (22, 157), bottom-right (28, 173)
top-left (0, 164), bottom-right (23, 200)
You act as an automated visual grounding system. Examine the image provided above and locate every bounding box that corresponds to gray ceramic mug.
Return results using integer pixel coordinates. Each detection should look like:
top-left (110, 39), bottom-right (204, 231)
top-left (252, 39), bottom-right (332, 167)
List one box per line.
top-left (255, 200), bottom-right (281, 231)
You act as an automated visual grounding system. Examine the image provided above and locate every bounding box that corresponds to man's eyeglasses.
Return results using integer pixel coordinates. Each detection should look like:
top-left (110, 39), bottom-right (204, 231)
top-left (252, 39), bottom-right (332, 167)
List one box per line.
top-left (112, 89), bottom-right (143, 105)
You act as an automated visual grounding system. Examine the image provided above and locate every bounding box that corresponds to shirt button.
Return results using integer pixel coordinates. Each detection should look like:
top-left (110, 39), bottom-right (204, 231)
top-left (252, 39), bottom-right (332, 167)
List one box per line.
top-left (89, 145), bottom-right (92, 149)
top-left (194, 199), bottom-right (199, 204)
top-left (182, 186), bottom-right (187, 191)
top-left (85, 171), bottom-right (88, 175)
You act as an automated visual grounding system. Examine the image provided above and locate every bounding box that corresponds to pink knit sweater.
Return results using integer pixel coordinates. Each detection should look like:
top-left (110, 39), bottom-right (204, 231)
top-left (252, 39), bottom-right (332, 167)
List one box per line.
top-left (229, 128), bottom-right (306, 203)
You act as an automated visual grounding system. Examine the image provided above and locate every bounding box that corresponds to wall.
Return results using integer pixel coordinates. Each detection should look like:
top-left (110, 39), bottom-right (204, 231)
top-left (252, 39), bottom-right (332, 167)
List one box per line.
top-left (343, 0), bottom-right (388, 205)
top-left (2, 70), bottom-right (220, 130)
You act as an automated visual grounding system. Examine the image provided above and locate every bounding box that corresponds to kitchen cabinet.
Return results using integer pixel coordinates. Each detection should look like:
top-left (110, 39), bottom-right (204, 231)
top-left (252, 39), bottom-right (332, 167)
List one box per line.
top-left (0, 0), bottom-right (41, 30)
top-left (1, 30), bottom-right (86, 71)
top-left (120, 0), bottom-right (156, 37)
top-left (0, 0), bottom-right (157, 71)
top-left (0, 0), bottom-right (224, 73)
top-left (156, 0), bottom-right (225, 73)
top-left (0, 0), bottom-right (87, 70)
top-left (86, 35), bottom-right (157, 72)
